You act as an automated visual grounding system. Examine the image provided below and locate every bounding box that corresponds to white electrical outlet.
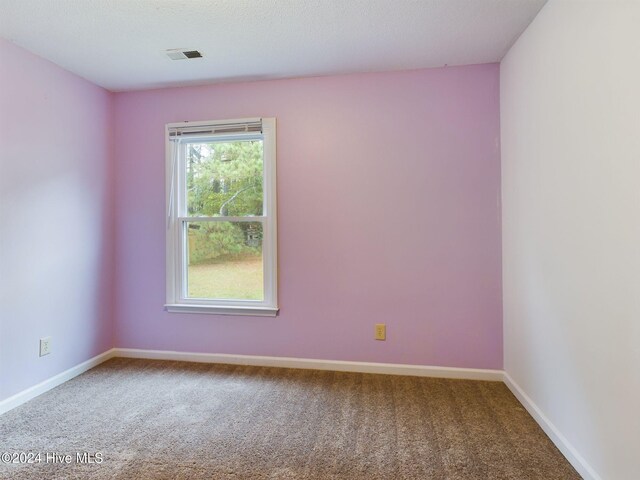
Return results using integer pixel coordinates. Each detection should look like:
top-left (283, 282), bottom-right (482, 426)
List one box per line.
top-left (39, 337), bottom-right (52, 357)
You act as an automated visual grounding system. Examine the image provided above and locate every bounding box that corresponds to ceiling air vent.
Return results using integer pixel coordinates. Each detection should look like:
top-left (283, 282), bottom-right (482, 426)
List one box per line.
top-left (165, 49), bottom-right (203, 60)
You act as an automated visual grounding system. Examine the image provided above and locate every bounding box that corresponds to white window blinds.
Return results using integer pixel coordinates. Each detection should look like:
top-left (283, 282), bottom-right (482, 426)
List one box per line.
top-left (168, 118), bottom-right (262, 140)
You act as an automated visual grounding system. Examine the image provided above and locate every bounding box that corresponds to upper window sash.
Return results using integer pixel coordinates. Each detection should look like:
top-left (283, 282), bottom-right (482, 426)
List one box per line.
top-left (175, 135), bottom-right (265, 219)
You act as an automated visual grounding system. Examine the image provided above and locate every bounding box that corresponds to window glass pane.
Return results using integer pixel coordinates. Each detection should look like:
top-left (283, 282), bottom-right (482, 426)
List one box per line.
top-left (186, 221), bottom-right (263, 300)
top-left (186, 140), bottom-right (263, 217)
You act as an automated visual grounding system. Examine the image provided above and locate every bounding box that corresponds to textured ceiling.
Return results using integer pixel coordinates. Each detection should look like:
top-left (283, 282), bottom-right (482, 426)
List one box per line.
top-left (0, 0), bottom-right (547, 92)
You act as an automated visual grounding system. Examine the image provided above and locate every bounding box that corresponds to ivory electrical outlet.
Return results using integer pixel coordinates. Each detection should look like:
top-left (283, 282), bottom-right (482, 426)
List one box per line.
top-left (375, 323), bottom-right (386, 341)
top-left (39, 337), bottom-right (52, 357)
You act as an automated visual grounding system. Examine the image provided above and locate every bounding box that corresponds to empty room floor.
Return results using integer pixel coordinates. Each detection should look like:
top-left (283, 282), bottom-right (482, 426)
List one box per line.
top-left (0, 358), bottom-right (579, 479)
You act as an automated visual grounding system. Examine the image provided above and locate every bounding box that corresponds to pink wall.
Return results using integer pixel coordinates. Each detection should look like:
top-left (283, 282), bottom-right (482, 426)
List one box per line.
top-left (0, 38), bottom-right (115, 401)
top-left (114, 64), bottom-right (502, 369)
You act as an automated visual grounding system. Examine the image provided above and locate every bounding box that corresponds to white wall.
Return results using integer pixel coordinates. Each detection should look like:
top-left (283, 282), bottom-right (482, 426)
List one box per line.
top-left (501, 1), bottom-right (640, 479)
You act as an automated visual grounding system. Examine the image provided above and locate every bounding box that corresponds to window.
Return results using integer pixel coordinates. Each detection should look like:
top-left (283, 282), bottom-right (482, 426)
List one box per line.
top-left (165, 118), bottom-right (278, 316)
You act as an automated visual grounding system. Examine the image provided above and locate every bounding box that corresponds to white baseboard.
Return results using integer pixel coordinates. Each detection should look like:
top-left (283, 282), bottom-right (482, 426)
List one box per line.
top-left (503, 372), bottom-right (600, 480)
top-left (113, 348), bottom-right (504, 381)
top-left (0, 348), bottom-right (501, 418)
top-left (0, 348), bottom-right (116, 416)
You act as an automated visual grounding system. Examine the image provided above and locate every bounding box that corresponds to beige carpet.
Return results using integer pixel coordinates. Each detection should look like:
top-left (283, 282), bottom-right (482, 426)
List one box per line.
top-left (0, 358), bottom-right (579, 479)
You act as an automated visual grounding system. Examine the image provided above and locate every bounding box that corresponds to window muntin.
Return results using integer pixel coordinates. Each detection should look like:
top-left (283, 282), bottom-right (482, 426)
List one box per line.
top-left (165, 118), bottom-right (277, 316)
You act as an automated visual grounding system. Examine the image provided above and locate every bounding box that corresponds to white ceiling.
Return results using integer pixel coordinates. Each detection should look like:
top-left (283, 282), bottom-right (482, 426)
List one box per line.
top-left (0, 0), bottom-right (547, 92)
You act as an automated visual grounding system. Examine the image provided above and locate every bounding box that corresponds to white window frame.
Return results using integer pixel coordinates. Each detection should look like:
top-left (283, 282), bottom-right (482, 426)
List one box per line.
top-left (165, 117), bottom-right (278, 316)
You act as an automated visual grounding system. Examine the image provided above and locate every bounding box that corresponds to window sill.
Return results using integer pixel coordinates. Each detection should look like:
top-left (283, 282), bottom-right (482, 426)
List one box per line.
top-left (164, 304), bottom-right (279, 317)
